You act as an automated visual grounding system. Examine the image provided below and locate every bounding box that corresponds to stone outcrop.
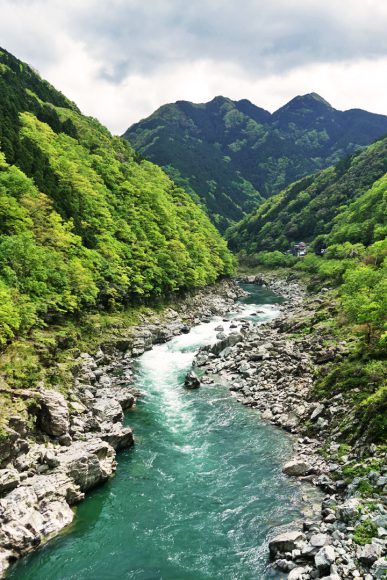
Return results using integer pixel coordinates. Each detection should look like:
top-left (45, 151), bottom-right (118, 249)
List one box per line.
top-left (37, 390), bottom-right (70, 437)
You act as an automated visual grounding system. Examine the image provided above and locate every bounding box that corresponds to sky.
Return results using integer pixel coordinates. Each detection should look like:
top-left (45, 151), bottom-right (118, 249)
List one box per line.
top-left (0, 0), bottom-right (387, 134)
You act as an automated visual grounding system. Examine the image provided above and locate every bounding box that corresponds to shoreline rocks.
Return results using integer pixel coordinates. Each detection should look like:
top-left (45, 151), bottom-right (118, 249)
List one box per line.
top-left (192, 273), bottom-right (386, 579)
top-left (0, 279), bottom-right (243, 577)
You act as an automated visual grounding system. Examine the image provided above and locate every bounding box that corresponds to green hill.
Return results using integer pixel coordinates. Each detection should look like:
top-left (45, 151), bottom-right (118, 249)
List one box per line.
top-left (124, 94), bottom-right (387, 231)
top-left (0, 47), bottom-right (233, 347)
top-left (226, 136), bottom-right (387, 255)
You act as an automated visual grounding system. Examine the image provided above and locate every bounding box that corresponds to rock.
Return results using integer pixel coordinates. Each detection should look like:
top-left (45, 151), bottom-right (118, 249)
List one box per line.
top-left (0, 472), bottom-right (80, 563)
top-left (184, 370), bottom-right (201, 390)
top-left (269, 530), bottom-right (305, 558)
top-left (37, 390), bottom-right (70, 437)
top-left (310, 403), bottom-right (325, 420)
top-left (310, 533), bottom-right (330, 548)
top-left (115, 392), bottom-right (135, 411)
top-left (101, 424), bottom-right (134, 450)
top-left (283, 459), bottom-right (311, 476)
top-left (92, 398), bottom-right (123, 424)
top-left (41, 450), bottom-right (60, 469)
top-left (357, 542), bottom-right (383, 565)
top-left (371, 557), bottom-right (387, 578)
top-left (56, 439), bottom-right (116, 491)
top-left (315, 545), bottom-right (336, 574)
top-left (209, 332), bottom-right (242, 355)
top-left (0, 468), bottom-right (20, 495)
top-left (288, 567), bottom-right (308, 580)
top-left (336, 498), bottom-right (361, 523)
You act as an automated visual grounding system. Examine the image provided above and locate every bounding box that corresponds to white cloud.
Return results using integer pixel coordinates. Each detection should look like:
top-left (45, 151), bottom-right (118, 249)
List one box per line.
top-left (0, 0), bottom-right (386, 133)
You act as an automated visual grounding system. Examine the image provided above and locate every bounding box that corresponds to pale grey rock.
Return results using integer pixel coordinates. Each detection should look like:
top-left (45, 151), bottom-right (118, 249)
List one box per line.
top-left (92, 398), bottom-right (123, 424)
top-left (38, 390), bottom-right (70, 437)
top-left (287, 567), bottom-right (308, 580)
top-left (357, 542), bottom-right (383, 565)
top-left (310, 533), bottom-right (330, 548)
top-left (315, 545), bottom-right (336, 574)
top-left (371, 558), bottom-right (387, 578)
top-left (101, 424), bottom-right (134, 450)
top-left (336, 498), bottom-right (361, 523)
top-left (0, 469), bottom-right (20, 495)
top-left (269, 530), bottom-right (305, 558)
top-left (283, 459), bottom-right (311, 476)
top-left (56, 439), bottom-right (116, 491)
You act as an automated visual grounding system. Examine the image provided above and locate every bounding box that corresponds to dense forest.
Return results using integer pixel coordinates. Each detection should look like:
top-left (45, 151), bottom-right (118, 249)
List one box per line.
top-left (124, 93), bottom-right (387, 231)
top-left (226, 136), bottom-right (387, 255)
top-left (0, 47), bottom-right (233, 348)
top-left (227, 137), bottom-right (387, 442)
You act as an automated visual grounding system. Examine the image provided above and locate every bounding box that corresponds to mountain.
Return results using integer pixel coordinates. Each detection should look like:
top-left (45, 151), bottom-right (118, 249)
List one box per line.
top-left (226, 135), bottom-right (387, 255)
top-left (124, 94), bottom-right (387, 231)
top-left (0, 47), bottom-right (233, 346)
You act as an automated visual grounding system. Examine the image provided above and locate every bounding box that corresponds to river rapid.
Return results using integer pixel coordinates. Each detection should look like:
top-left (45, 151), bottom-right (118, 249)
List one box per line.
top-left (9, 285), bottom-right (304, 580)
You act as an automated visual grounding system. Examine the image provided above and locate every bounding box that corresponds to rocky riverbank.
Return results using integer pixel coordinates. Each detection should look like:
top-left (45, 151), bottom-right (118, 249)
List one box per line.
top-left (0, 280), bottom-right (243, 577)
top-left (191, 274), bottom-right (386, 580)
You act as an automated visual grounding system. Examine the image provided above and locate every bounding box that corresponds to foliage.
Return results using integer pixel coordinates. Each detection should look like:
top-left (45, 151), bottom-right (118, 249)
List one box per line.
top-left (353, 520), bottom-right (378, 546)
top-left (125, 93), bottom-right (387, 231)
top-left (227, 137), bottom-right (387, 252)
top-left (0, 47), bottom-right (233, 348)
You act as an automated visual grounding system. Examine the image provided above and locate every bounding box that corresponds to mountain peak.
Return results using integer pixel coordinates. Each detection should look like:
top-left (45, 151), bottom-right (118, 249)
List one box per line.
top-left (273, 93), bottom-right (333, 121)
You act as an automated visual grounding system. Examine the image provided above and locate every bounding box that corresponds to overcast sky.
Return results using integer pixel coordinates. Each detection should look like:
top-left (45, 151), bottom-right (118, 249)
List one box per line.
top-left (1, 0), bottom-right (386, 134)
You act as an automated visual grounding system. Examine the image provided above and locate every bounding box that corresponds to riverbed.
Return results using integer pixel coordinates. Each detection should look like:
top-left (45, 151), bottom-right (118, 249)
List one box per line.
top-left (9, 285), bottom-right (304, 580)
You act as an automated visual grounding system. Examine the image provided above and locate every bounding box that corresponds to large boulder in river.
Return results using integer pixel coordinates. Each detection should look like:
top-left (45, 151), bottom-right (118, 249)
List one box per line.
top-left (184, 371), bottom-right (201, 389)
top-left (37, 390), bottom-right (70, 437)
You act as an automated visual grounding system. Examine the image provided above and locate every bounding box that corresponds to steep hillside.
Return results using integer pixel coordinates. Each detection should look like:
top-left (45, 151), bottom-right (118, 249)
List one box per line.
top-left (0, 47), bottom-right (233, 347)
top-left (124, 93), bottom-right (387, 230)
top-left (226, 136), bottom-right (387, 255)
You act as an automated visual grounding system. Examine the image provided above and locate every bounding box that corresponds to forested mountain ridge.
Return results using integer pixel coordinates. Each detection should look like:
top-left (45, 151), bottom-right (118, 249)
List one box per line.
top-left (226, 135), bottom-right (387, 255)
top-left (0, 47), bottom-right (233, 347)
top-left (124, 93), bottom-right (387, 230)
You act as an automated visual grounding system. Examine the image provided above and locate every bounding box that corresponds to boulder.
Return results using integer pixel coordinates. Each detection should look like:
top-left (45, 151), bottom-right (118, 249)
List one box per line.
top-left (184, 371), bottom-right (201, 390)
top-left (0, 468), bottom-right (20, 495)
top-left (310, 533), bottom-right (330, 548)
top-left (288, 568), bottom-right (308, 580)
top-left (371, 557), bottom-right (387, 578)
top-left (56, 439), bottom-right (116, 491)
top-left (38, 390), bottom-right (70, 437)
top-left (336, 498), bottom-right (361, 523)
top-left (283, 460), bottom-right (311, 476)
top-left (92, 398), bottom-right (123, 424)
top-left (315, 545), bottom-right (336, 575)
top-left (357, 542), bottom-right (383, 565)
top-left (269, 530), bottom-right (305, 558)
top-left (101, 424), bottom-right (134, 450)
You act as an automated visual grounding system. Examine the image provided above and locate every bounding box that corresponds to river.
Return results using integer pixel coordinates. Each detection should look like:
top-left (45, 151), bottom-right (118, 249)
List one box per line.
top-left (9, 285), bottom-right (303, 580)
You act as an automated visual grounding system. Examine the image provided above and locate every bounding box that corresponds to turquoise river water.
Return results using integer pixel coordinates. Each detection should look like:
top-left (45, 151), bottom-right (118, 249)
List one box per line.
top-left (9, 285), bottom-right (303, 580)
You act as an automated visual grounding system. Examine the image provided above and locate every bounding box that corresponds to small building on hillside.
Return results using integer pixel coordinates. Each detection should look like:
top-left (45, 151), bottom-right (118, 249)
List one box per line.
top-left (288, 242), bottom-right (308, 257)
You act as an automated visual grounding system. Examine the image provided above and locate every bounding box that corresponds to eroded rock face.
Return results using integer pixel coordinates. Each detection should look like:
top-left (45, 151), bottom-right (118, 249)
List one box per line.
top-left (38, 390), bottom-right (70, 437)
top-left (56, 439), bottom-right (116, 492)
